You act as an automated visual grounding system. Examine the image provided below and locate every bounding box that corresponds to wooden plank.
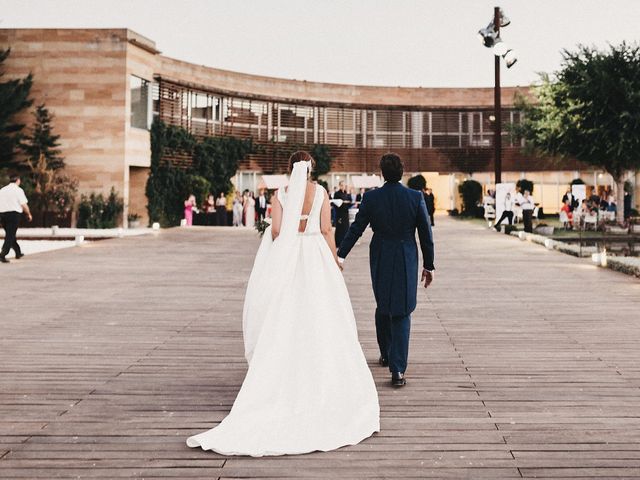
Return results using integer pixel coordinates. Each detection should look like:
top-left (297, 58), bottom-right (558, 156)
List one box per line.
top-left (0, 219), bottom-right (639, 478)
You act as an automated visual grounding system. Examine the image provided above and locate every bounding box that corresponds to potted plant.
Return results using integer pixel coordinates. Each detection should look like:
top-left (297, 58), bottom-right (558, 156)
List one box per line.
top-left (128, 213), bottom-right (141, 229)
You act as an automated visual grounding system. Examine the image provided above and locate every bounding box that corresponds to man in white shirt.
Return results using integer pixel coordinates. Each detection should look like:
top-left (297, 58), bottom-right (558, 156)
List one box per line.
top-left (0, 174), bottom-right (32, 263)
top-left (494, 192), bottom-right (514, 231)
top-left (517, 189), bottom-right (535, 233)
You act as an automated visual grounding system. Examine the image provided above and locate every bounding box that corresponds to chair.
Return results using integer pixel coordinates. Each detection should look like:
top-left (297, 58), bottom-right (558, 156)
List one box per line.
top-left (484, 204), bottom-right (496, 221)
top-left (583, 214), bottom-right (598, 231)
top-left (559, 210), bottom-right (570, 229)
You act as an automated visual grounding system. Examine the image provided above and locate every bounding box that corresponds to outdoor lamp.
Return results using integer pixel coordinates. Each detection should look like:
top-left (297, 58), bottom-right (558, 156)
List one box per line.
top-left (478, 22), bottom-right (497, 47)
top-left (505, 49), bottom-right (518, 68)
top-left (498, 8), bottom-right (510, 27)
top-left (492, 38), bottom-right (509, 57)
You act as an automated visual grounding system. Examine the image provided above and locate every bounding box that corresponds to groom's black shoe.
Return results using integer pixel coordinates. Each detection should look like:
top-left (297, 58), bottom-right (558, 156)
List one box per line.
top-left (15, 253), bottom-right (24, 259)
top-left (391, 372), bottom-right (406, 387)
top-left (378, 356), bottom-right (389, 367)
top-left (0, 255), bottom-right (9, 264)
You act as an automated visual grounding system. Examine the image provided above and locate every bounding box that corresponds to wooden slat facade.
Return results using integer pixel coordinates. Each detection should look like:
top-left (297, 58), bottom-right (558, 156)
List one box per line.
top-left (155, 79), bottom-right (572, 175)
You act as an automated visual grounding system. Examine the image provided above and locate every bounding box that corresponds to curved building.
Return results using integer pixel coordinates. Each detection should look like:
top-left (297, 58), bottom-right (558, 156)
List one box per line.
top-left (1, 28), bottom-right (634, 225)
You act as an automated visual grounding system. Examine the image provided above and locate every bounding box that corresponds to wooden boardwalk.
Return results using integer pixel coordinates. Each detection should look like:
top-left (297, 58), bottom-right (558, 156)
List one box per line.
top-left (1, 217), bottom-right (640, 479)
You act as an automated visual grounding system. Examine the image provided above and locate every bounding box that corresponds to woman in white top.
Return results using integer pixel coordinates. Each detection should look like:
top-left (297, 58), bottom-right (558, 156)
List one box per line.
top-left (232, 192), bottom-right (243, 227)
top-left (244, 191), bottom-right (256, 228)
top-left (215, 192), bottom-right (227, 226)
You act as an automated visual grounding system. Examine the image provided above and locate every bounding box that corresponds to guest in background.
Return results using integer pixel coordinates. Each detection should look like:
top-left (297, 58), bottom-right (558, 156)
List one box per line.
top-left (330, 186), bottom-right (338, 226)
top-left (244, 191), bottom-right (256, 228)
top-left (518, 190), bottom-right (535, 233)
top-left (494, 192), bottom-right (514, 231)
top-left (560, 199), bottom-right (573, 228)
top-left (184, 194), bottom-right (196, 226)
top-left (0, 174), bottom-right (32, 263)
top-left (423, 187), bottom-right (435, 226)
top-left (624, 191), bottom-right (632, 220)
top-left (607, 194), bottom-right (617, 213)
top-left (356, 188), bottom-right (365, 207)
top-left (599, 191), bottom-right (610, 211)
top-left (232, 192), bottom-right (243, 227)
top-left (483, 189), bottom-right (496, 206)
top-left (349, 188), bottom-right (358, 209)
top-left (333, 181), bottom-right (351, 245)
top-left (203, 194), bottom-right (215, 226)
top-left (216, 192), bottom-right (228, 226)
top-left (256, 189), bottom-right (268, 221)
top-left (561, 188), bottom-right (578, 211)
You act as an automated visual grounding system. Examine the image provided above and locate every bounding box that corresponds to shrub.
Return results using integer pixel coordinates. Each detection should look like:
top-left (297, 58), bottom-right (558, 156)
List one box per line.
top-left (458, 179), bottom-right (483, 217)
top-left (310, 144), bottom-right (332, 179)
top-left (77, 187), bottom-right (123, 228)
top-left (407, 174), bottom-right (427, 191)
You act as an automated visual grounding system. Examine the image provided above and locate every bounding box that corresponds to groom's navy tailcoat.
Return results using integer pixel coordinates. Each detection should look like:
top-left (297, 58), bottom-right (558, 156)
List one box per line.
top-left (338, 182), bottom-right (435, 317)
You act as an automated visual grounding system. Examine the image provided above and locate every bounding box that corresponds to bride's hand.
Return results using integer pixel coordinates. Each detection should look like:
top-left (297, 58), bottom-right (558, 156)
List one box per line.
top-left (335, 258), bottom-right (344, 271)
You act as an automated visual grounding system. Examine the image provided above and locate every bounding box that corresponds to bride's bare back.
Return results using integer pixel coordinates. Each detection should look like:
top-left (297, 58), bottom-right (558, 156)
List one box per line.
top-left (270, 182), bottom-right (338, 261)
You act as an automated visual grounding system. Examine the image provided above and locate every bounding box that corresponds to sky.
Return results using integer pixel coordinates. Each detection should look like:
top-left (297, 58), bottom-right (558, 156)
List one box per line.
top-left (1, 0), bottom-right (639, 88)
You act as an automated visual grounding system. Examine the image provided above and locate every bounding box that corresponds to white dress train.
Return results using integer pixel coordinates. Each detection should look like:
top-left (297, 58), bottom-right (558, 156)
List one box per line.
top-left (187, 178), bottom-right (380, 456)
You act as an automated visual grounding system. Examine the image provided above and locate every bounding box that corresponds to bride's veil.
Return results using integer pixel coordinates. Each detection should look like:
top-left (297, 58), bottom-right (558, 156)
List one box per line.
top-left (242, 160), bottom-right (311, 363)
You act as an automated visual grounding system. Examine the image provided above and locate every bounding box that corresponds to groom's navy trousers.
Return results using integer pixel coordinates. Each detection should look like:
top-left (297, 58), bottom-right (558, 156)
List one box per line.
top-left (338, 182), bottom-right (434, 374)
top-left (375, 309), bottom-right (411, 374)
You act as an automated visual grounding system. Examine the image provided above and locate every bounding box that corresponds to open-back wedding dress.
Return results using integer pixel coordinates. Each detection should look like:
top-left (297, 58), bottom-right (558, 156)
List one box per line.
top-left (186, 161), bottom-right (379, 456)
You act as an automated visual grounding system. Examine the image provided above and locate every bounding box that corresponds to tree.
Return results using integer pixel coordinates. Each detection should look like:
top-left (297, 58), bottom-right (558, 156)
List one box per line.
top-left (514, 42), bottom-right (640, 224)
top-left (23, 153), bottom-right (77, 226)
top-left (0, 48), bottom-right (33, 167)
top-left (309, 144), bottom-right (332, 180)
top-left (16, 104), bottom-right (75, 226)
top-left (407, 174), bottom-right (427, 191)
top-left (19, 104), bottom-right (64, 170)
top-left (458, 179), bottom-right (483, 217)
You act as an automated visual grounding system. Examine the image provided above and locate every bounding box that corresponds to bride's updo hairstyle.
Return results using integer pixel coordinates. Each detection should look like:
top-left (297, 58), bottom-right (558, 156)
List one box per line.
top-left (288, 150), bottom-right (315, 173)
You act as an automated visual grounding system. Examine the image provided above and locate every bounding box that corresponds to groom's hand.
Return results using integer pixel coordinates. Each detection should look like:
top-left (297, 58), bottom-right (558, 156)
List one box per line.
top-left (422, 269), bottom-right (434, 288)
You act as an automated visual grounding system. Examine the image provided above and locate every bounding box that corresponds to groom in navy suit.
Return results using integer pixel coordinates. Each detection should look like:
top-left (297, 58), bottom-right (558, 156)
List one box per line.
top-left (337, 153), bottom-right (435, 387)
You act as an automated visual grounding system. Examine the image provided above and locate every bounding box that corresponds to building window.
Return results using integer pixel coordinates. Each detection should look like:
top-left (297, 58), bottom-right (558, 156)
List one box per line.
top-left (131, 75), bottom-right (150, 129)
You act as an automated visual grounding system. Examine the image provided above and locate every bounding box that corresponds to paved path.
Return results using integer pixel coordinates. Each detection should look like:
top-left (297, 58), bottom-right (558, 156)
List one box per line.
top-left (1, 218), bottom-right (640, 479)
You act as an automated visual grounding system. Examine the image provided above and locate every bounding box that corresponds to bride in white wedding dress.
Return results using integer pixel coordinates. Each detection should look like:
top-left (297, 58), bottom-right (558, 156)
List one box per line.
top-left (186, 151), bottom-right (379, 457)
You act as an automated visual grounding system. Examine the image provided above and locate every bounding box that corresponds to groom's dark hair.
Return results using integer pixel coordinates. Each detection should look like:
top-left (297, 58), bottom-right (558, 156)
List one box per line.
top-left (380, 153), bottom-right (403, 182)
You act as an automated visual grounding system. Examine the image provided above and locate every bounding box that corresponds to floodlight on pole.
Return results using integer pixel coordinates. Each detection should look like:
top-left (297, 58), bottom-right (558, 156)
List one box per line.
top-left (477, 6), bottom-right (517, 185)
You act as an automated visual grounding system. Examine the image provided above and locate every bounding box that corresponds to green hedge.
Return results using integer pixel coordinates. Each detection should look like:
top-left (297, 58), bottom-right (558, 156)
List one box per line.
top-left (77, 187), bottom-right (123, 228)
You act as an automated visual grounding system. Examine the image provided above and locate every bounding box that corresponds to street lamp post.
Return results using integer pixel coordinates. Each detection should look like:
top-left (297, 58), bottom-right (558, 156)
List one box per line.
top-left (478, 6), bottom-right (516, 187)
top-left (493, 6), bottom-right (502, 185)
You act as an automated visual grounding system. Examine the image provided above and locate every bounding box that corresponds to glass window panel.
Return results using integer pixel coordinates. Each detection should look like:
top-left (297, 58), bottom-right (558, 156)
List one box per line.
top-left (431, 111), bottom-right (459, 133)
top-left (130, 75), bottom-right (149, 129)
